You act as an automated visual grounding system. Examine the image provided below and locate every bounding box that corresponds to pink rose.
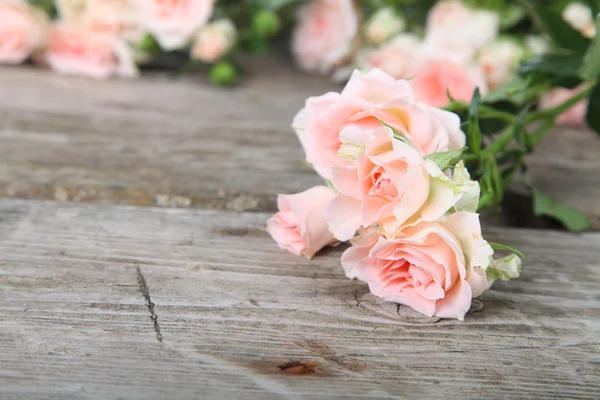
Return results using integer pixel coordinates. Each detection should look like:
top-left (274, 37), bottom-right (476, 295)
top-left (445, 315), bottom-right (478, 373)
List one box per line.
top-left (54, 0), bottom-right (87, 23)
top-left (292, 0), bottom-right (360, 74)
top-left (0, 0), bottom-right (47, 65)
top-left (325, 126), bottom-right (477, 240)
top-left (293, 68), bottom-right (466, 180)
top-left (354, 34), bottom-right (420, 79)
top-left (84, 0), bottom-right (142, 42)
top-left (410, 59), bottom-right (487, 107)
top-left (46, 24), bottom-right (138, 79)
top-left (341, 212), bottom-right (494, 320)
top-left (425, 0), bottom-right (499, 61)
top-left (539, 85), bottom-right (589, 127)
top-left (267, 186), bottom-right (338, 258)
top-left (133, 0), bottom-right (215, 51)
top-left (190, 19), bottom-right (236, 63)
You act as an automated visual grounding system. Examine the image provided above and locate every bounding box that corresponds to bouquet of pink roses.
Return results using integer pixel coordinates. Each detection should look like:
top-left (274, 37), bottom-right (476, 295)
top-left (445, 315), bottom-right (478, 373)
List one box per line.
top-left (268, 68), bottom-right (522, 320)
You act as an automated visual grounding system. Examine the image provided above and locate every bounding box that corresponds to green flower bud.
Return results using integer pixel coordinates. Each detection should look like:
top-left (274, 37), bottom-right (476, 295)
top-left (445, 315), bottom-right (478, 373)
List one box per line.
top-left (138, 34), bottom-right (161, 53)
top-left (252, 10), bottom-right (281, 38)
top-left (210, 61), bottom-right (237, 86)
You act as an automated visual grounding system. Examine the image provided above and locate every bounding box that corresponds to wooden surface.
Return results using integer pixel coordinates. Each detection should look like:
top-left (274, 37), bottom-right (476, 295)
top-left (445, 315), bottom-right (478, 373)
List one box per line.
top-left (1, 62), bottom-right (600, 227)
top-left (1, 58), bottom-right (600, 399)
top-left (1, 200), bottom-right (599, 399)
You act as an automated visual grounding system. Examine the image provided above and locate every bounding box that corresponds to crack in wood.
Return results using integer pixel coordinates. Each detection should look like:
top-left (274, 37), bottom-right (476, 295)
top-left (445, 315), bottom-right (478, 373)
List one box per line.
top-left (135, 265), bottom-right (163, 343)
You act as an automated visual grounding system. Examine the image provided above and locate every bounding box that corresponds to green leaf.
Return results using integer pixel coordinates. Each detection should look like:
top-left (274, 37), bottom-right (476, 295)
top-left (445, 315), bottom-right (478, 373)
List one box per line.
top-left (533, 191), bottom-right (591, 231)
top-left (138, 34), bottom-right (161, 53)
top-left (580, 16), bottom-right (600, 81)
top-left (325, 179), bottom-right (337, 192)
top-left (522, 1), bottom-right (590, 53)
top-left (486, 156), bottom-right (503, 203)
top-left (519, 54), bottom-right (583, 78)
top-left (248, 0), bottom-right (301, 10)
top-left (499, 5), bottom-right (526, 29)
top-left (424, 147), bottom-right (467, 170)
top-left (376, 118), bottom-right (416, 149)
top-left (483, 76), bottom-right (540, 105)
top-left (488, 242), bottom-right (526, 259)
top-left (467, 89), bottom-right (482, 155)
top-left (586, 84), bottom-right (600, 135)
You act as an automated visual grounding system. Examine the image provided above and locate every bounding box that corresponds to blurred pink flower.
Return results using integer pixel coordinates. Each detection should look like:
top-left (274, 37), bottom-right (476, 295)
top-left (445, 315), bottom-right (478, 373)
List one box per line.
top-left (133, 0), bottom-right (215, 51)
top-left (424, 0), bottom-right (499, 64)
top-left (190, 19), bottom-right (236, 63)
top-left (410, 59), bottom-right (487, 107)
top-left (0, 0), bottom-right (47, 65)
top-left (539, 86), bottom-right (589, 127)
top-left (46, 24), bottom-right (137, 79)
top-left (84, 0), bottom-right (142, 42)
top-left (292, 0), bottom-right (360, 74)
top-left (354, 33), bottom-right (420, 79)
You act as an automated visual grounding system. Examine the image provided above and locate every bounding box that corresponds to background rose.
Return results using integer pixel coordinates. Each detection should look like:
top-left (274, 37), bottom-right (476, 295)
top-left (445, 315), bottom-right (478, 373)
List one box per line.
top-left (293, 68), bottom-right (466, 180)
top-left (191, 19), bottom-right (237, 63)
top-left (477, 39), bottom-right (524, 90)
top-left (46, 24), bottom-right (138, 79)
top-left (267, 186), bottom-right (337, 258)
top-left (410, 59), bottom-right (487, 107)
top-left (0, 0), bottom-right (47, 65)
top-left (353, 34), bottom-right (420, 79)
top-left (325, 127), bottom-right (475, 241)
top-left (133, 0), bottom-right (215, 51)
top-left (364, 7), bottom-right (405, 45)
top-left (54, 0), bottom-right (87, 23)
top-left (424, 0), bottom-right (499, 61)
top-left (540, 85), bottom-right (590, 127)
top-left (292, 0), bottom-right (360, 74)
top-left (84, 0), bottom-right (143, 43)
top-left (341, 212), bottom-right (494, 320)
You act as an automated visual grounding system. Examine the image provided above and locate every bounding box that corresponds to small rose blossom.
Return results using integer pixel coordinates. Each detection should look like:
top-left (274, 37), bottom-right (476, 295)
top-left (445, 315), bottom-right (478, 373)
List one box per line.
top-left (267, 186), bottom-right (338, 258)
top-left (487, 254), bottom-right (522, 284)
top-left (54, 0), bottom-right (87, 23)
top-left (410, 59), bottom-right (487, 107)
top-left (354, 34), bottom-right (420, 79)
top-left (325, 126), bottom-right (478, 241)
top-left (293, 68), bottom-right (466, 180)
top-left (341, 212), bottom-right (494, 320)
top-left (84, 0), bottom-right (143, 43)
top-left (525, 35), bottom-right (550, 56)
top-left (539, 85), bottom-right (590, 127)
top-left (46, 24), bottom-right (138, 79)
top-left (292, 0), bottom-right (360, 74)
top-left (477, 38), bottom-right (524, 89)
top-left (425, 0), bottom-right (499, 58)
top-left (191, 19), bottom-right (236, 63)
top-left (562, 2), bottom-right (596, 38)
top-left (0, 0), bottom-right (47, 65)
top-left (364, 7), bottom-right (405, 45)
top-left (132, 0), bottom-right (215, 51)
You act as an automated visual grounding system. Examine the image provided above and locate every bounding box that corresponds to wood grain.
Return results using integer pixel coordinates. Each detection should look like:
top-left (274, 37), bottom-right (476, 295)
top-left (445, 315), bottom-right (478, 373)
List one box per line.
top-left (1, 200), bottom-right (598, 399)
top-left (1, 60), bottom-right (600, 228)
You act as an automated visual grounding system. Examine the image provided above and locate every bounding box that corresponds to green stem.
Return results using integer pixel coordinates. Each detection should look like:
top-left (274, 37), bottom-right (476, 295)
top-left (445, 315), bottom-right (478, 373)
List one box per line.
top-left (528, 119), bottom-right (556, 147)
top-left (482, 125), bottom-right (516, 156)
top-left (478, 105), bottom-right (517, 123)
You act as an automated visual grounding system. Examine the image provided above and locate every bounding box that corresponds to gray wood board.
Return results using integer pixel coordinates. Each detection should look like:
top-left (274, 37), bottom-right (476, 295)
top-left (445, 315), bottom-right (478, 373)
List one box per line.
top-left (1, 200), bottom-right (598, 399)
top-left (1, 63), bottom-right (600, 227)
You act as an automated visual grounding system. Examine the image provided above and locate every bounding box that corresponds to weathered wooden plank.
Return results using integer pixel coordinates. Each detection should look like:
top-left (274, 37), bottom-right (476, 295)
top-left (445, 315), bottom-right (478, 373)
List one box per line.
top-left (2, 61), bottom-right (600, 227)
top-left (0, 59), bottom-right (328, 212)
top-left (1, 200), bottom-right (598, 399)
